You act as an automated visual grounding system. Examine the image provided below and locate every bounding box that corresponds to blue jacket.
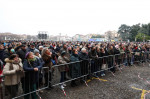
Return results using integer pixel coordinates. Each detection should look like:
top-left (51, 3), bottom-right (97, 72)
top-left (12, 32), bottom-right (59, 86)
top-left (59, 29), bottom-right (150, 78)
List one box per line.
top-left (23, 57), bottom-right (42, 84)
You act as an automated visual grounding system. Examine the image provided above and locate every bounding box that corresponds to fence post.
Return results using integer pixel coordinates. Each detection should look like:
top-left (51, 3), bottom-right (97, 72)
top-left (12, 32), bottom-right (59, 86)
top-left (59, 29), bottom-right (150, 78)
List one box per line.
top-left (88, 59), bottom-right (91, 79)
top-left (0, 75), bottom-right (4, 99)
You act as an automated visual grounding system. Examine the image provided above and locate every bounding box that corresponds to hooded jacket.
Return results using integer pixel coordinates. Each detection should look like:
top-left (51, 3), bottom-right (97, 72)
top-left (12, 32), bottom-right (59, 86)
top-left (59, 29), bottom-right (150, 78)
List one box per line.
top-left (3, 58), bottom-right (23, 85)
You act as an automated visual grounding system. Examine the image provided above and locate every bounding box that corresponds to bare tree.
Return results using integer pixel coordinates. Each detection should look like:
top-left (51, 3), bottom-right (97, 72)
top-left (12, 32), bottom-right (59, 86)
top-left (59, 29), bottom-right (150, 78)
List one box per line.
top-left (105, 31), bottom-right (113, 41)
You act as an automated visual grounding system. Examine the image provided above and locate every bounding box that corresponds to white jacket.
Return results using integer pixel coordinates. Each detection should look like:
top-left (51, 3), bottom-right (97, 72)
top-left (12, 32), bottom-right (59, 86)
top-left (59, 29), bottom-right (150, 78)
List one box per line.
top-left (3, 58), bottom-right (23, 86)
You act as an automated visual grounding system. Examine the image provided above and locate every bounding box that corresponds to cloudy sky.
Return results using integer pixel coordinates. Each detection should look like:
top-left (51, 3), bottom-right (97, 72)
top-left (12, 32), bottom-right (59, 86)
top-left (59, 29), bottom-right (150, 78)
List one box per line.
top-left (0, 0), bottom-right (150, 36)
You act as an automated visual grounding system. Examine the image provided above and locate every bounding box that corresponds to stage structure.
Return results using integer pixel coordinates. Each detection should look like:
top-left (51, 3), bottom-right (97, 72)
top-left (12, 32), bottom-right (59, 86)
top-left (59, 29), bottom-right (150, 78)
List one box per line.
top-left (38, 31), bottom-right (48, 40)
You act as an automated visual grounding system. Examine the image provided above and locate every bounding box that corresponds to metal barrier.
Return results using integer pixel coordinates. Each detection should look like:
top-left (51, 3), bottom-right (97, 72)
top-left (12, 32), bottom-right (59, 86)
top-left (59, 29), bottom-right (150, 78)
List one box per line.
top-left (1, 67), bottom-right (49, 99)
top-left (0, 75), bottom-right (5, 99)
top-left (1, 51), bottom-right (150, 99)
top-left (51, 60), bottom-right (90, 87)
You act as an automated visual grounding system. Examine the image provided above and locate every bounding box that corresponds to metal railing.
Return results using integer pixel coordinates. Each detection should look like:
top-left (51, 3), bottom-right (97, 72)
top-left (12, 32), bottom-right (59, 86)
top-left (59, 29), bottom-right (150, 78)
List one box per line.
top-left (1, 51), bottom-right (150, 99)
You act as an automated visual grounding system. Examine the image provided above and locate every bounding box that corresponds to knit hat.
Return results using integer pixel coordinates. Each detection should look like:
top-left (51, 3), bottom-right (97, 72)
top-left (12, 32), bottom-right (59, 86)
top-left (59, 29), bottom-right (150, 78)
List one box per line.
top-left (34, 49), bottom-right (39, 54)
top-left (39, 46), bottom-right (43, 49)
top-left (25, 52), bottom-right (30, 59)
top-left (61, 51), bottom-right (66, 56)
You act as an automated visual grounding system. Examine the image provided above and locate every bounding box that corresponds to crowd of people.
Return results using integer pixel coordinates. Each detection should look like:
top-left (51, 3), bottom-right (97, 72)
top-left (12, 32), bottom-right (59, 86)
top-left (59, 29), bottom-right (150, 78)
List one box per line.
top-left (0, 41), bottom-right (150, 99)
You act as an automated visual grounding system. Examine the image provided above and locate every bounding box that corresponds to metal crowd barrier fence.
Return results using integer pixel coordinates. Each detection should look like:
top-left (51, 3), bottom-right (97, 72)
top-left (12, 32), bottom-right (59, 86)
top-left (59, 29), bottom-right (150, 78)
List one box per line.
top-left (0, 75), bottom-right (5, 99)
top-left (50, 51), bottom-right (150, 88)
top-left (51, 60), bottom-right (90, 87)
top-left (1, 67), bottom-right (49, 99)
top-left (1, 51), bottom-right (150, 99)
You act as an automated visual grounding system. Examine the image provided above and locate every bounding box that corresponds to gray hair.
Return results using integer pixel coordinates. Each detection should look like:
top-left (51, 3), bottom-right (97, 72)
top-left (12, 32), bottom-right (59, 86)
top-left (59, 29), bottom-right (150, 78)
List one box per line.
top-left (81, 48), bottom-right (86, 51)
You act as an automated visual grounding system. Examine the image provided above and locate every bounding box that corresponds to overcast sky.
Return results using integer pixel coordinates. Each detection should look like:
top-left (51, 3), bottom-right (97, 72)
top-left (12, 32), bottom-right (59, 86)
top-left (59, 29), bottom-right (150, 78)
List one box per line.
top-left (0, 0), bottom-right (150, 36)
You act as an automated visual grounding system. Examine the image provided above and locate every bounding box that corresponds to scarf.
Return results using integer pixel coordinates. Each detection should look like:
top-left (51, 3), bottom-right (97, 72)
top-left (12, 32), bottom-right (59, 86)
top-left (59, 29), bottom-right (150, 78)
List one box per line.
top-left (28, 58), bottom-right (36, 62)
top-left (9, 59), bottom-right (20, 70)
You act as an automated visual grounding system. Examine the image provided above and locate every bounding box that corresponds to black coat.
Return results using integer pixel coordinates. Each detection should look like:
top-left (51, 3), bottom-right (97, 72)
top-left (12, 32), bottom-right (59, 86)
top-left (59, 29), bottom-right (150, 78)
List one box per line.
top-left (0, 49), bottom-right (5, 63)
top-left (3, 51), bottom-right (14, 61)
top-left (17, 49), bottom-right (27, 63)
top-left (23, 58), bottom-right (42, 84)
top-left (70, 54), bottom-right (81, 78)
top-left (88, 50), bottom-right (97, 60)
top-left (100, 52), bottom-right (107, 64)
top-left (79, 52), bottom-right (89, 60)
top-left (79, 52), bottom-right (89, 75)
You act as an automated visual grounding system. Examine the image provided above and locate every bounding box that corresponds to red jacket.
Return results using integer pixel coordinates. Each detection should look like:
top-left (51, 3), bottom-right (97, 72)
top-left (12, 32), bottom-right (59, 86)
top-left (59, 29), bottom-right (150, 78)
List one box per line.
top-left (0, 66), bottom-right (3, 83)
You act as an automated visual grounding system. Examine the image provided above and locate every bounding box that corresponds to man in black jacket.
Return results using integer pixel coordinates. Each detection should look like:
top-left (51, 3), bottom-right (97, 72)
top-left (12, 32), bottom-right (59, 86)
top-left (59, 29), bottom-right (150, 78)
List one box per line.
top-left (17, 45), bottom-right (27, 63)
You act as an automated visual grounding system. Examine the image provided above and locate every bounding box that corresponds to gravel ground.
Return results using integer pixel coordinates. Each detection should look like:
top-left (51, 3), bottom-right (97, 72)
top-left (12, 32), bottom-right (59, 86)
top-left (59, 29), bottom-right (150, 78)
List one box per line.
top-left (39, 62), bottom-right (150, 99)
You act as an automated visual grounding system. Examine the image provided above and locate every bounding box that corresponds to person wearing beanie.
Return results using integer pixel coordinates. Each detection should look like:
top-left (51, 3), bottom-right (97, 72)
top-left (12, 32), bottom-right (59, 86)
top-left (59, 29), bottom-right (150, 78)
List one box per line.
top-left (59, 43), bottom-right (70, 60)
top-left (27, 44), bottom-right (37, 53)
top-left (70, 49), bottom-right (81, 87)
top-left (23, 52), bottom-right (42, 99)
top-left (39, 46), bottom-right (43, 54)
top-left (33, 49), bottom-right (44, 93)
top-left (58, 51), bottom-right (70, 89)
top-left (34, 49), bottom-right (40, 57)
top-left (4, 47), bottom-right (16, 60)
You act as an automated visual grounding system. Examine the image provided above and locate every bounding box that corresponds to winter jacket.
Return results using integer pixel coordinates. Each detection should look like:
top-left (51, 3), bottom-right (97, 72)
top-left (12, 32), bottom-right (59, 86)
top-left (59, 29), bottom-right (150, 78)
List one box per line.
top-left (17, 49), bottom-right (27, 63)
top-left (0, 49), bottom-right (5, 63)
top-left (42, 54), bottom-right (53, 72)
top-left (79, 52), bottom-right (89, 75)
top-left (107, 49), bottom-right (114, 62)
top-left (100, 52), bottom-right (107, 64)
top-left (79, 52), bottom-right (89, 60)
top-left (23, 57), bottom-right (42, 84)
top-left (58, 56), bottom-right (69, 72)
top-left (119, 48), bottom-right (125, 59)
top-left (88, 50), bottom-right (97, 60)
top-left (70, 54), bottom-right (81, 78)
top-left (60, 48), bottom-right (70, 60)
top-left (3, 51), bottom-right (14, 60)
top-left (114, 48), bottom-right (120, 61)
top-left (3, 58), bottom-right (23, 86)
